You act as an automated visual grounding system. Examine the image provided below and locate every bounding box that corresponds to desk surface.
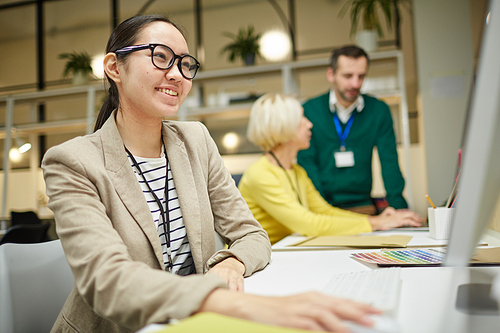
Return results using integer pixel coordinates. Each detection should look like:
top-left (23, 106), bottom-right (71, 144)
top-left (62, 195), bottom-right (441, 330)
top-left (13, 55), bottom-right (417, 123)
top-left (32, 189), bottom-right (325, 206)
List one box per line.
top-left (271, 228), bottom-right (453, 251)
top-left (246, 231), bottom-right (500, 333)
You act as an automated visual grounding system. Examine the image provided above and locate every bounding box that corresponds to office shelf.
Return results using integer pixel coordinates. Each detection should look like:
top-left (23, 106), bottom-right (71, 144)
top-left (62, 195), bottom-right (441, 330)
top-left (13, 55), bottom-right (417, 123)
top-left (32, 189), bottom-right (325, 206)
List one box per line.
top-left (0, 49), bottom-right (412, 218)
top-left (0, 84), bottom-right (102, 135)
top-left (0, 84), bottom-right (103, 220)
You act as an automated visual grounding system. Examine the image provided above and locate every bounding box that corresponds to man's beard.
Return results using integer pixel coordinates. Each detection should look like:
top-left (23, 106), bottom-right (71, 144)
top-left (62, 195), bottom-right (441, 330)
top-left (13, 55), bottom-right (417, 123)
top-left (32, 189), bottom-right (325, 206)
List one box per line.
top-left (338, 88), bottom-right (360, 103)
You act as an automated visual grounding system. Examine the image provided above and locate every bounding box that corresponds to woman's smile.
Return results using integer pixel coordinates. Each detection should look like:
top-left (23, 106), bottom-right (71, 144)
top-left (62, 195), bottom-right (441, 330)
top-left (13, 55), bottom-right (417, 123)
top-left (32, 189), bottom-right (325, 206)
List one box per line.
top-left (155, 87), bottom-right (178, 96)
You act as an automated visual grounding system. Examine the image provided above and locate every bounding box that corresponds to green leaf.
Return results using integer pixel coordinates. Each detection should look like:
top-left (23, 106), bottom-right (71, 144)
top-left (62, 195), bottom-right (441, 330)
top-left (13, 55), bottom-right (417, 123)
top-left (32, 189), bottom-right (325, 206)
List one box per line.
top-left (220, 25), bottom-right (261, 64)
top-left (339, 0), bottom-right (410, 38)
top-left (58, 51), bottom-right (93, 77)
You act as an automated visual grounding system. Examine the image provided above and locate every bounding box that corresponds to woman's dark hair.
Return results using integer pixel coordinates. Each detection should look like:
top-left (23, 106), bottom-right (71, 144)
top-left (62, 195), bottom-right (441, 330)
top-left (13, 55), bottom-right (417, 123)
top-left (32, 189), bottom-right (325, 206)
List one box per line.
top-left (94, 15), bottom-right (184, 132)
top-left (330, 45), bottom-right (370, 73)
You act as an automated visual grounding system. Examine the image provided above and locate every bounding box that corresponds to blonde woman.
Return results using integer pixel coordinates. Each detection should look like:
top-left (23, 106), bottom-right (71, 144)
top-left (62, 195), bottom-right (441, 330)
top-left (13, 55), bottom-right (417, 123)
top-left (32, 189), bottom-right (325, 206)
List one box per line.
top-left (239, 93), bottom-right (422, 244)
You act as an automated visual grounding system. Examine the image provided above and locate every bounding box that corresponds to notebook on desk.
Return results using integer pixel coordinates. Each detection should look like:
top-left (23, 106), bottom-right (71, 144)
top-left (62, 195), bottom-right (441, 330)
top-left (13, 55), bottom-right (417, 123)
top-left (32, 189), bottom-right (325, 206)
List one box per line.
top-left (146, 312), bottom-right (311, 333)
top-left (291, 235), bottom-right (413, 248)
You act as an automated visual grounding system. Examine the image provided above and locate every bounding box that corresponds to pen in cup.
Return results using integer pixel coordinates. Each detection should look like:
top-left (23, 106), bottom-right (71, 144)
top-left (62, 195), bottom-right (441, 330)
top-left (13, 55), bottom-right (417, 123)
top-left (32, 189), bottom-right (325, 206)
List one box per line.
top-left (425, 194), bottom-right (436, 209)
top-left (450, 195), bottom-right (458, 208)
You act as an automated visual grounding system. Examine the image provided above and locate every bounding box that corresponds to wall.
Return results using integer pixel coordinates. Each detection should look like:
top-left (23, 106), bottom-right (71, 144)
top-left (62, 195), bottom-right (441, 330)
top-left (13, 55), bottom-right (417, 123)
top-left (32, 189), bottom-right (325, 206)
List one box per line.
top-left (0, 168), bottom-right (46, 214)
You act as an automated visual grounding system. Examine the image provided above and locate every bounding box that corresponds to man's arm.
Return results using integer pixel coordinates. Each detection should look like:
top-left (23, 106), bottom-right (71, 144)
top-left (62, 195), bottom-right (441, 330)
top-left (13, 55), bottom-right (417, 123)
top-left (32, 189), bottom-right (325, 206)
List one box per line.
top-left (375, 102), bottom-right (408, 209)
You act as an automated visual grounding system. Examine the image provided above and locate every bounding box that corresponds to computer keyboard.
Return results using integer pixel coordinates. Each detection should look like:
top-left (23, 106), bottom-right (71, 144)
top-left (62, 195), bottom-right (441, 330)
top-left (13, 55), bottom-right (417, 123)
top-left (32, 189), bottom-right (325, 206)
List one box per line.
top-left (322, 267), bottom-right (401, 313)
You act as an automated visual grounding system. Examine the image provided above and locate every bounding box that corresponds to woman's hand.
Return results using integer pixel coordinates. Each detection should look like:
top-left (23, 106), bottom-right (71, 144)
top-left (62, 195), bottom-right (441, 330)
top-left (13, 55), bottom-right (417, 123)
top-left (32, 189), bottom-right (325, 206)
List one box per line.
top-left (244, 292), bottom-right (380, 332)
top-left (368, 207), bottom-right (424, 230)
top-left (206, 257), bottom-right (246, 292)
top-left (198, 289), bottom-right (381, 332)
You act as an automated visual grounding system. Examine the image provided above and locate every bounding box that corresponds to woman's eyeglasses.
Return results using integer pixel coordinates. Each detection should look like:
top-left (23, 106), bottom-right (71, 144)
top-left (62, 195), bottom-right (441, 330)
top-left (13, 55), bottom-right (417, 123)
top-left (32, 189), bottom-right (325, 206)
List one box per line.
top-left (115, 43), bottom-right (200, 80)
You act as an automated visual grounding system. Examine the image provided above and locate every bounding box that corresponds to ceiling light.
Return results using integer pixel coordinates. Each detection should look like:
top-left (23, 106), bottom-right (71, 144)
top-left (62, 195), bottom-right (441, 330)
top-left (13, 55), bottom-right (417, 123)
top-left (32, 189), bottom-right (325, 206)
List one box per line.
top-left (92, 54), bottom-right (105, 79)
top-left (15, 136), bottom-right (31, 154)
top-left (222, 132), bottom-right (240, 154)
top-left (260, 30), bottom-right (291, 62)
top-left (9, 130), bottom-right (32, 162)
top-left (19, 142), bottom-right (32, 153)
top-left (9, 148), bottom-right (22, 163)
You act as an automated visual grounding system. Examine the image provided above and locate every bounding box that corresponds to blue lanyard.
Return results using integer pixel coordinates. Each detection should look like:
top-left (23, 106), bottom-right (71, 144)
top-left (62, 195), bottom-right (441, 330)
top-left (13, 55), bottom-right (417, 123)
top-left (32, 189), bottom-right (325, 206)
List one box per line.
top-left (333, 112), bottom-right (355, 151)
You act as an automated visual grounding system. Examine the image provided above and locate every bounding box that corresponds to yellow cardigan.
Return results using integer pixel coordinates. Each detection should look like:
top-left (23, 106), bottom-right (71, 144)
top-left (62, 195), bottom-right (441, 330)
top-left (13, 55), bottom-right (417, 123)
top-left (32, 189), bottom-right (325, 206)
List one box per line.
top-left (238, 156), bottom-right (372, 244)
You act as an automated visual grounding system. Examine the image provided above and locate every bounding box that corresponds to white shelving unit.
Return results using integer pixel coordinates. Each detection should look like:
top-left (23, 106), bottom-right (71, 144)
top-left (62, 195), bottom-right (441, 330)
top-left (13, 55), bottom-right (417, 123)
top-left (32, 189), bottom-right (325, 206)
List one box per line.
top-left (0, 50), bottom-right (412, 227)
top-left (0, 84), bottom-right (101, 226)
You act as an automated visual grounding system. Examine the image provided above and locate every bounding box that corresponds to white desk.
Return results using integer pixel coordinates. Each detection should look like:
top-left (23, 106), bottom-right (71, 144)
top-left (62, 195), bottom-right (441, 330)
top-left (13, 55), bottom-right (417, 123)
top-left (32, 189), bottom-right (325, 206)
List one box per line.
top-left (245, 231), bottom-right (500, 333)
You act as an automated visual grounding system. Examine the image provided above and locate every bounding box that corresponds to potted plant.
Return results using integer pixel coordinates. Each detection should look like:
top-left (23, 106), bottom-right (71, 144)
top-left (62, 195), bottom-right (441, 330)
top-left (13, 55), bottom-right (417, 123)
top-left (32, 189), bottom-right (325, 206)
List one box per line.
top-left (58, 51), bottom-right (93, 85)
top-left (221, 25), bottom-right (262, 66)
top-left (339, 0), bottom-right (410, 51)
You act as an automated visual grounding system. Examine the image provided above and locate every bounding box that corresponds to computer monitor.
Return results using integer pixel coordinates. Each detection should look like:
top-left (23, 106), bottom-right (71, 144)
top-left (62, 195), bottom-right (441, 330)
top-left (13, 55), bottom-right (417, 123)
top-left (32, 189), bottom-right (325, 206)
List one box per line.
top-left (440, 2), bottom-right (500, 321)
top-left (444, 0), bottom-right (500, 268)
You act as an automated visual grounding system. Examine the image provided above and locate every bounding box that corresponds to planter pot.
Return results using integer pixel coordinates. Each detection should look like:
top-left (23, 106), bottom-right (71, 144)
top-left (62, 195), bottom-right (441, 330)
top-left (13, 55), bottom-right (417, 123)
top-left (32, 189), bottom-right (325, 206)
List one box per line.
top-left (72, 71), bottom-right (89, 86)
top-left (244, 53), bottom-right (256, 66)
top-left (355, 30), bottom-right (378, 52)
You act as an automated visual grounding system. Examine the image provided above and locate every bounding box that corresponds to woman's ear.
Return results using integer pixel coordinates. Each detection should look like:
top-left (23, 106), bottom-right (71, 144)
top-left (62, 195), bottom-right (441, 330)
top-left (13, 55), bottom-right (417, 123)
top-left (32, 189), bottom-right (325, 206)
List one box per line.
top-left (103, 53), bottom-right (121, 83)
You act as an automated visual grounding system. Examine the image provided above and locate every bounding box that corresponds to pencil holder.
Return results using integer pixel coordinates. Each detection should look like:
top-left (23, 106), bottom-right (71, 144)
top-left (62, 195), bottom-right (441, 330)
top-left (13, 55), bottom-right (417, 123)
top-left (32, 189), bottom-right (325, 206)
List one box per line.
top-left (428, 207), bottom-right (455, 240)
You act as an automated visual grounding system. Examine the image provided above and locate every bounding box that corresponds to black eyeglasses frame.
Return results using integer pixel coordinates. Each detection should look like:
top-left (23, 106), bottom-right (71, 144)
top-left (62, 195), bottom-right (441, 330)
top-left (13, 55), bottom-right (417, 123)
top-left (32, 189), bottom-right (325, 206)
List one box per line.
top-left (115, 43), bottom-right (200, 80)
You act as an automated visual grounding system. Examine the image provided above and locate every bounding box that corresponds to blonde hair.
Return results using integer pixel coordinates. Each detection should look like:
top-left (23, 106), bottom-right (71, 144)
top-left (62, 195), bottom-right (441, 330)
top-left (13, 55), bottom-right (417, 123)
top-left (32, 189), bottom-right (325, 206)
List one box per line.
top-left (247, 93), bottom-right (303, 152)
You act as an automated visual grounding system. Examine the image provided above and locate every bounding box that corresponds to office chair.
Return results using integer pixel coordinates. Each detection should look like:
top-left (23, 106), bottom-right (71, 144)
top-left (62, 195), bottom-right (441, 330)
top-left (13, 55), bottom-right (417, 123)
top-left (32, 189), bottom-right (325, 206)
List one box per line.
top-left (0, 239), bottom-right (74, 333)
top-left (10, 210), bottom-right (42, 226)
top-left (215, 232), bottom-right (226, 252)
top-left (0, 222), bottom-right (51, 245)
top-left (231, 174), bottom-right (243, 187)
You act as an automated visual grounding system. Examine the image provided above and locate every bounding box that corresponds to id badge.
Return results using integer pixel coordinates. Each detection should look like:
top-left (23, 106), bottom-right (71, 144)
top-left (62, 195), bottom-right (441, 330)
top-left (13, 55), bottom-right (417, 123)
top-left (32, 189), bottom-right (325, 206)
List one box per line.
top-left (334, 150), bottom-right (355, 168)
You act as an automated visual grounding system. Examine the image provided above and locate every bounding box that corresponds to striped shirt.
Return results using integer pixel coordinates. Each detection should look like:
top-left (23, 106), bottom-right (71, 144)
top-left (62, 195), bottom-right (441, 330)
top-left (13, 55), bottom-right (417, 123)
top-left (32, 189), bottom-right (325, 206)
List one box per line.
top-left (127, 149), bottom-right (195, 275)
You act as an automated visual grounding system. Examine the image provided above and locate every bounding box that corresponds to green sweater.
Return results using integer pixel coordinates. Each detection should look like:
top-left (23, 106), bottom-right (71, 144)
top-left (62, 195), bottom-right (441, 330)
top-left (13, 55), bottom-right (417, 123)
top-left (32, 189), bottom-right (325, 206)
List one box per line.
top-left (297, 92), bottom-right (408, 209)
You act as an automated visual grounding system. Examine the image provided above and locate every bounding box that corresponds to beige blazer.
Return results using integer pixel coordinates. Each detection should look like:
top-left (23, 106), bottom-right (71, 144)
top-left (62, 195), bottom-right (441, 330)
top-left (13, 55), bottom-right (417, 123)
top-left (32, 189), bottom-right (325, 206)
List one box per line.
top-left (42, 115), bottom-right (271, 332)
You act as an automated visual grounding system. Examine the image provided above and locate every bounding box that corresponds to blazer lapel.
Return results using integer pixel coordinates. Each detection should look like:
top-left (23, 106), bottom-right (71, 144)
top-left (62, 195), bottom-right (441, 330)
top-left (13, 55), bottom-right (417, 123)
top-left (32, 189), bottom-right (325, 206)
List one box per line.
top-left (100, 116), bottom-right (165, 267)
top-left (162, 122), bottom-right (204, 273)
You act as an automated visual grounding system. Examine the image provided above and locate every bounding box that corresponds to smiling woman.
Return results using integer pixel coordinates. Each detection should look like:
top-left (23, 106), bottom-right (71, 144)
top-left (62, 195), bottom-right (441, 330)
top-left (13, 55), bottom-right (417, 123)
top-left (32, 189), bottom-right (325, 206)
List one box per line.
top-left (97, 17), bottom-right (195, 140)
top-left (42, 15), bottom-right (380, 333)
